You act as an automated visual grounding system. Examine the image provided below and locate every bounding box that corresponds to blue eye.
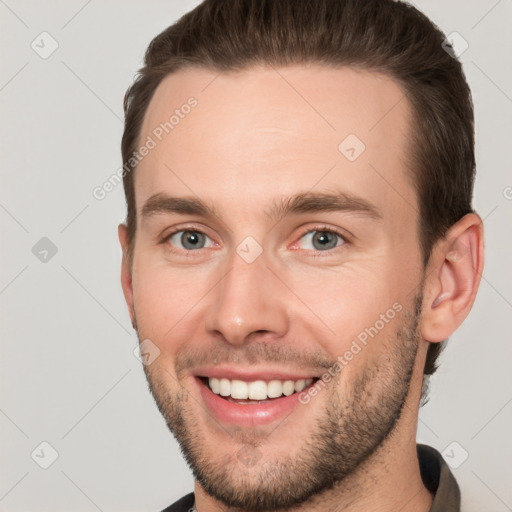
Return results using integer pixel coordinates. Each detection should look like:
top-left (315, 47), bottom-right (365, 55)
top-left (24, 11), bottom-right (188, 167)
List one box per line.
top-left (163, 228), bottom-right (346, 254)
top-left (167, 230), bottom-right (214, 250)
top-left (298, 230), bottom-right (345, 251)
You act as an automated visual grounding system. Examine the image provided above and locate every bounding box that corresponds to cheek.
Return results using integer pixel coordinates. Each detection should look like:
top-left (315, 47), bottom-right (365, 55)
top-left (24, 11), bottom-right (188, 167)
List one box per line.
top-left (284, 263), bottom-right (410, 368)
top-left (286, 263), bottom-right (396, 329)
top-left (131, 262), bottom-right (212, 345)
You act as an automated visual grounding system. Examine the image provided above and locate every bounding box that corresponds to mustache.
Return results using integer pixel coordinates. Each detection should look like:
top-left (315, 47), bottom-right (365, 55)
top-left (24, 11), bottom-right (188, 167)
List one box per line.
top-left (174, 342), bottom-right (337, 375)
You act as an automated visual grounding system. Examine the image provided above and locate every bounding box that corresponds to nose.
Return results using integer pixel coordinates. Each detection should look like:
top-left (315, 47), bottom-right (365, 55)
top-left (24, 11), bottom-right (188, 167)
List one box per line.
top-left (204, 249), bottom-right (289, 346)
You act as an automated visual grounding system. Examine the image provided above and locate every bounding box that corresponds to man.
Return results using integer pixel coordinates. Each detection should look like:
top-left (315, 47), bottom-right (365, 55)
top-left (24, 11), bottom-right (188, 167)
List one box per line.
top-left (118, 0), bottom-right (484, 510)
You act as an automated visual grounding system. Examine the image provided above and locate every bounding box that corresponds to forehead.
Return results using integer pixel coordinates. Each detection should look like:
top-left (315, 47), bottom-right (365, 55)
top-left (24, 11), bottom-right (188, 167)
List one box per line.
top-left (135, 64), bottom-right (416, 222)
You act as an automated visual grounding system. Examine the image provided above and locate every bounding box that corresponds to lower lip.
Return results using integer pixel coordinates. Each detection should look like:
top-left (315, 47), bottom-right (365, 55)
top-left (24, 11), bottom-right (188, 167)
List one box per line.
top-left (196, 377), bottom-right (310, 427)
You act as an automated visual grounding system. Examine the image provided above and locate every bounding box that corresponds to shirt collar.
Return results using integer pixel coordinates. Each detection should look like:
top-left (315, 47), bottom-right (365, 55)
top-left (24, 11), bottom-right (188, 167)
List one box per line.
top-left (417, 443), bottom-right (461, 511)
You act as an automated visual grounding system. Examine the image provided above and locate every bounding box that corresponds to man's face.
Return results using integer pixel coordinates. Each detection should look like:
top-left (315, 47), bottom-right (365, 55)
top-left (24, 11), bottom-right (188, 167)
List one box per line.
top-left (123, 65), bottom-right (427, 509)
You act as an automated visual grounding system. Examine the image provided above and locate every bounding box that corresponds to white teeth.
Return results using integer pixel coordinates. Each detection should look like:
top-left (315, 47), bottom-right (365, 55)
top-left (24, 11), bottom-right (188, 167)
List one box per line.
top-left (248, 380), bottom-right (267, 400)
top-left (207, 377), bottom-right (314, 400)
top-left (230, 380), bottom-right (248, 399)
top-left (267, 380), bottom-right (283, 398)
top-left (219, 378), bottom-right (231, 397)
top-left (210, 377), bottom-right (220, 394)
top-left (282, 380), bottom-right (295, 396)
top-left (294, 379), bottom-right (306, 392)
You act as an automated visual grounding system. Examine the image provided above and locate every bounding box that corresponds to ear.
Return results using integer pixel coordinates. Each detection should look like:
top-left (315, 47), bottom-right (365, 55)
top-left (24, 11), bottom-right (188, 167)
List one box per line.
top-left (421, 213), bottom-right (484, 342)
top-left (118, 223), bottom-right (135, 327)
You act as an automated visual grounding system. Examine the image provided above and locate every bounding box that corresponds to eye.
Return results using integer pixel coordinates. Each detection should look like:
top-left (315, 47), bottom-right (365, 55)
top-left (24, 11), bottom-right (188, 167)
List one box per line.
top-left (166, 230), bottom-right (215, 251)
top-left (297, 229), bottom-right (345, 251)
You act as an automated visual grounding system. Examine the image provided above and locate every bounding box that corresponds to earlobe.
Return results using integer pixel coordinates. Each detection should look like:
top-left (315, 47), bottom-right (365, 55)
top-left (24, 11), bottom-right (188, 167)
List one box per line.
top-left (421, 213), bottom-right (484, 342)
top-left (118, 224), bottom-right (135, 327)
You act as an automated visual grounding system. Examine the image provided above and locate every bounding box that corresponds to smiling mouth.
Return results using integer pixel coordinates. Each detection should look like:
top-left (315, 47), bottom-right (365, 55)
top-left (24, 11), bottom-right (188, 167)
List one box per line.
top-left (200, 376), bottom-right (318, 404)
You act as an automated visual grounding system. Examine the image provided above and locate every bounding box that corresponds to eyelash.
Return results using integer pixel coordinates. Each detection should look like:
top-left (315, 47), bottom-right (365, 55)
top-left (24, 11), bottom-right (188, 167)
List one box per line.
top-left (159, 224), bottom-right (350, 257)
top-left (291, 225), bottom-right (349, 257)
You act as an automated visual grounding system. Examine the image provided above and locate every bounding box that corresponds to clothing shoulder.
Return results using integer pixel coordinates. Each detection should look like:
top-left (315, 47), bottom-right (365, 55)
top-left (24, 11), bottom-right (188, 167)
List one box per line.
top-left (159, 492), bottom-right (194, 512)
top-left (417, 444), bottom-right (461, 512)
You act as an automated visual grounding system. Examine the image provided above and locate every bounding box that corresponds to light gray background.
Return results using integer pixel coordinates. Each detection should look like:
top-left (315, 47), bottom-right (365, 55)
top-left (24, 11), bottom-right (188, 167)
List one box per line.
top-left (1, 1), bottom-right (511, 511)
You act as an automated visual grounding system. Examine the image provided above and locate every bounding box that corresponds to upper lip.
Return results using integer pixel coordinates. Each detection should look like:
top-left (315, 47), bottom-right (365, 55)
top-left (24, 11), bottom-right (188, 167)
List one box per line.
top-left (193, 366), bottom-right (320, 382)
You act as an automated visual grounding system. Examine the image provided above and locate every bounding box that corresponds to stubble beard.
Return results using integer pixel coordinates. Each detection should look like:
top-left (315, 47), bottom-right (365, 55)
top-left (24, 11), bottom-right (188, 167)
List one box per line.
top-left (139, 294), bottom-right (422, 511)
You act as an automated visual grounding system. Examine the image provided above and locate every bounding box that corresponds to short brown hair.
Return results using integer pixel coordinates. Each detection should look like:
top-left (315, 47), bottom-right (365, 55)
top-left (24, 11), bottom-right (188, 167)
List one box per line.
top-left (121, 0), bottom-right (476, 383)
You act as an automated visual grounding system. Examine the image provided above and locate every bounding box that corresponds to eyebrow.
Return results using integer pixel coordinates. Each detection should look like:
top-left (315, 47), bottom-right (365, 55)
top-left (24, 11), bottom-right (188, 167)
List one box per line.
top-left (265, 191), bottom-right (382, 222)
top-left (141, 193), bottom-right (218, 219)
top-left (140, 191), bottom-right (382, 223)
